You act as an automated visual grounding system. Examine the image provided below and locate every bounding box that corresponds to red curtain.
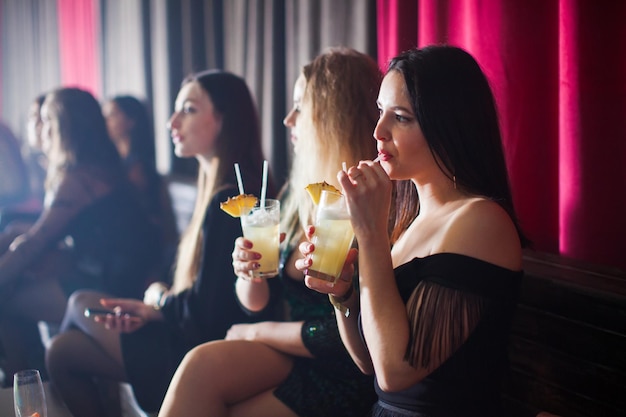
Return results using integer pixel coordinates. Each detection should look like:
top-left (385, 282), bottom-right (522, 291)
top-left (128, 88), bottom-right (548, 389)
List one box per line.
top-left (57, 0), bottom-right (101, 97)
top-left (377, 0), bottom-right (626, 270)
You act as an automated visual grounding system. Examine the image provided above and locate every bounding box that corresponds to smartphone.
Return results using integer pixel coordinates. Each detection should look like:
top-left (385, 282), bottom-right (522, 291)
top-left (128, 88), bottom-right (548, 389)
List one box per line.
top-left (84, 308), bottom-right (139, 319)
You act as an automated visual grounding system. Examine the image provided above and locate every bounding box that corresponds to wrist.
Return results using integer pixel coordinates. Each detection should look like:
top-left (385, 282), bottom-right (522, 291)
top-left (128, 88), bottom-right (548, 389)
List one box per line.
top-left (331, 283), bottom-right (354, 302)
top-left (329, 284), bottom-right (354, 318)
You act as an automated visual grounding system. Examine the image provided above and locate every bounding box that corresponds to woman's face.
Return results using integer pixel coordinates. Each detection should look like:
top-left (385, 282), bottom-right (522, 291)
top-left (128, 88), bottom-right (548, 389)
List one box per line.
top-left (39, 100), bottom-right (56, 156)
top-left (283, 74), bottom-right (308, 152)
top-left (26, 101), bottom-right (44, 151)
top-left (102, 101), bottom-right (133, 156)
top-left (374, 70), bottom-right (431, 181)
top-left (167, 81), bottom-right (222, 161)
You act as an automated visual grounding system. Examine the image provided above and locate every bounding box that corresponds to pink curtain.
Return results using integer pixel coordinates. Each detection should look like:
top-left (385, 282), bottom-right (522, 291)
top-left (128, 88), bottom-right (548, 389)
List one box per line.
top-left (57, 0), bottom-right (101, 97)
top-left (377, 0), bottom-right (626, 270)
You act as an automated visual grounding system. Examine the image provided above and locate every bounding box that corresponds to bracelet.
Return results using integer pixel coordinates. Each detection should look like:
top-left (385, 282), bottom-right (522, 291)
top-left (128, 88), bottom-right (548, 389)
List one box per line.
top-left (152, 291), bottom-right (167, 311)
top-left (328, 284), bottom-right (354, 318)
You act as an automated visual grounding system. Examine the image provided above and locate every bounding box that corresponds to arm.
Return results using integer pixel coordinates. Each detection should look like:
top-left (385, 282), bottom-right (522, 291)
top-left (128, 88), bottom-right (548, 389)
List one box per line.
top-left (159, 188), bottom-right (268, 346)
top-left (0, 172), bottom-right (93, 286)
top-left (337, 162), bottom-right (426, 391)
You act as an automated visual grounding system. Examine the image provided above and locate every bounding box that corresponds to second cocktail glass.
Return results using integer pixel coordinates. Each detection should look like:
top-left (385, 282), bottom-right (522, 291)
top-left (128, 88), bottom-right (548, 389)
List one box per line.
top-left (240, 199), bottom-right (280, 278)
top-left (307, 190), bottom-right (355, 283)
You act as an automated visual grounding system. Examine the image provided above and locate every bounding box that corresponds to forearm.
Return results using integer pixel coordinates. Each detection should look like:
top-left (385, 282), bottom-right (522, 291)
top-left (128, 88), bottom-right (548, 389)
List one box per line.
top-left (0, 232), bottom-right (47, 285)
top-left (235, 276), bottom-right (270, 312)
top-left (333, 289), bottom-right (374, 374)
top-left (357, 235), bottom-right (417, 388)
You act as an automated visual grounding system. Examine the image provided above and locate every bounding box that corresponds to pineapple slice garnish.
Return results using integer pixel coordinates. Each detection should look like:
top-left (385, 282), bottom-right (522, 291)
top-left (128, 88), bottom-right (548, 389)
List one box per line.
top-left (305, 182), bottom-right (341, 205)
top-left (220, 194), bottom-right (258, 217)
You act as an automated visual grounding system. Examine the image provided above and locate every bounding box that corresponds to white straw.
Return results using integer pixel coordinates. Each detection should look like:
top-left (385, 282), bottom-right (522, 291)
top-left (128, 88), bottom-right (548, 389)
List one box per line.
top-left (234, 163), bottom-right (245, 194)
top-left (260, 160), bottom-right (269, 209)
top-left (342, 161), bottom-right (347, 172)
top-left (373, 155), bottom-right (381, 163)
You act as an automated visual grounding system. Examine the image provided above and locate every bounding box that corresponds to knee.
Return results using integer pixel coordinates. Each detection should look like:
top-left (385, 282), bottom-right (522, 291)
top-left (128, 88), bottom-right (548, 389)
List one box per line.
top-left (67, 289), bottom-right (105, 312)
top-left (46, 332), bottom-right (71, 378)
top-left (46, 330), bottom-right (82, 377)
top-left (179, 342), bottom-right (224, 375)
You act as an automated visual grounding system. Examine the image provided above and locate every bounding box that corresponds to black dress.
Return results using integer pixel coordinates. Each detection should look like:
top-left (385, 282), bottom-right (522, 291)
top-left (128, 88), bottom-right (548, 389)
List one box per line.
top-left (370, 253), bottom-right (523, 417)
top-left (271, 245), bottom-right (377, 417)
top-left (121, 186), bottom-right (276, 412)
top-left (61, 185), bottom-right (160, 299)
top-left (0, 179), bottom-right (159, 301)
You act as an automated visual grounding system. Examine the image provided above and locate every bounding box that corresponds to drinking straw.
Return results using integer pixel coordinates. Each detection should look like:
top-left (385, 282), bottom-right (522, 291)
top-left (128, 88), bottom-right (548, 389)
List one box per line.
top-left (342, 161), bottom-right (347, 172)
top-left (260, 160), bottom-right (269, 209)
top-left (234, 163), bottom-right (245, 194)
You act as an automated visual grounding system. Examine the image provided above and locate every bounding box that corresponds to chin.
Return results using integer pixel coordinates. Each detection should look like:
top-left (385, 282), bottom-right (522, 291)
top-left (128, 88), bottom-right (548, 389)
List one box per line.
top-left (173, 146), bottom-right (191, 159)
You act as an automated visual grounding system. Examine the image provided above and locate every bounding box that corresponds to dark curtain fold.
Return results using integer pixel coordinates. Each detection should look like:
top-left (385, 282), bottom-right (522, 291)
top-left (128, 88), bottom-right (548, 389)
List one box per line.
top-left (377, 0), bottom-right (626, 270)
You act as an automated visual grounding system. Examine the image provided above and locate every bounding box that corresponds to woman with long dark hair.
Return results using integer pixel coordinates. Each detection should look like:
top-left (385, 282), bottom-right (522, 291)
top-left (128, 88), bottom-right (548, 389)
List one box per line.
top-left (46, 71), bottom-right (276, 417)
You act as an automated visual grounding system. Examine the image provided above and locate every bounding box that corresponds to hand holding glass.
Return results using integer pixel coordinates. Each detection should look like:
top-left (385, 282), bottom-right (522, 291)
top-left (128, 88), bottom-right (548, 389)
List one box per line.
top-left (240, 199), bottom-right (280, 278)
top-left (306, 190), bottom-right (355, 283)
top-left (14, 369), bottom-right (47, 417)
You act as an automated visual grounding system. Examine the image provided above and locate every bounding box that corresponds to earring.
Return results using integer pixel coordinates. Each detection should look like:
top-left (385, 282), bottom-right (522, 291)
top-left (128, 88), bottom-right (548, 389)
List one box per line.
top-left (453, 175), bottom-right (457, 190)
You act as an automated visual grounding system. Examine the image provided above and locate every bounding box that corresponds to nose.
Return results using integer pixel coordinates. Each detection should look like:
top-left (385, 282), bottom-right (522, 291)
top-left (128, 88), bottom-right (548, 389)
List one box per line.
top-left (166, 113), bottom-right (178, 131)
top-left (283, 108), bottom-right (296, 127)
top-left (373, 117), bottom-right (389, 142)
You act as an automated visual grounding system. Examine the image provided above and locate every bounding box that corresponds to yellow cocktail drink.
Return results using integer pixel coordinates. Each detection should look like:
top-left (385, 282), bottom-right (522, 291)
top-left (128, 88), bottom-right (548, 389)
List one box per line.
top-left (241, 199), bottom-right (280, 278)
top-left (307, 190), bottom-right (354, 282)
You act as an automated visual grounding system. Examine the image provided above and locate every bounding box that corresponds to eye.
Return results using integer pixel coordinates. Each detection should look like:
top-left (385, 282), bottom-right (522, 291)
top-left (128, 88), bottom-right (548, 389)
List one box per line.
top-left (395, 113), bottom-right (411, 123)
top-left (182, 105), bottom-right (195, 114)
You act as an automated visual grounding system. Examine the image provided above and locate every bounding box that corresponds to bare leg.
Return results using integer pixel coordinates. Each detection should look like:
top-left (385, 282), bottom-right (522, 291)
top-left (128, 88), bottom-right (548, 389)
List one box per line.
top-left (46, 290), bottom-right (127, 417)
top-left (159, 339), bottom-right (298, 417)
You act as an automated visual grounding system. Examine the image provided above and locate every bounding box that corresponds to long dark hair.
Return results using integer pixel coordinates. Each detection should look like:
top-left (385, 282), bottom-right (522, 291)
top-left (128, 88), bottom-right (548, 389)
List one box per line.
top-left (45, 87), bottom-right (123, 188)
top-left (173, 70), bottom-right (275, 292)
top-left (388, 46), bottom-right (529, 246)
top-left (184, 70), bottom-right (271, 199)
top-left (109, 95), bottom-right (156, 172)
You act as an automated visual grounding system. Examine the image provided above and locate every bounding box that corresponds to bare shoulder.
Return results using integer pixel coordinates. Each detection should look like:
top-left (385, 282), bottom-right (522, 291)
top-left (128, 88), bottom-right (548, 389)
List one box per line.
top-left (438, 198), bottom-right (522, 270)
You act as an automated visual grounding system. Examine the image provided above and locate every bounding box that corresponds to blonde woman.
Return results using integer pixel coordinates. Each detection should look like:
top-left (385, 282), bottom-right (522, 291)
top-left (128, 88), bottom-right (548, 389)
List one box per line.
top-left (46, 71), bottom-right (275, 417)
top-left (158, 48), bottom-right (381, 417)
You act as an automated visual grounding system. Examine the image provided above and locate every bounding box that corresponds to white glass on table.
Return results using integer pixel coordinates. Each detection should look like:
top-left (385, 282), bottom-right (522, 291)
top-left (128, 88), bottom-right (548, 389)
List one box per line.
top-left (240, 198), bottom-right (280, 278)
top-left (307, 190), bottom-right (355, 283)
top-left (14, 369), bottom-right (47, 417)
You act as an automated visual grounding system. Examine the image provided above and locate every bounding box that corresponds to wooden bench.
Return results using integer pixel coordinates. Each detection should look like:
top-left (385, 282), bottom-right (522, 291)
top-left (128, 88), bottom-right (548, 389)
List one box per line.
top-left (502, 251), bottom-right (626, 417)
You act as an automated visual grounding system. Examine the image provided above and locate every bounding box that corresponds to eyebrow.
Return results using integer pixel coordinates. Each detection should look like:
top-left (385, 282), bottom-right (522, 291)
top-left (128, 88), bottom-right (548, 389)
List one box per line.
top-left (377, 101), bottom-right (413, 114)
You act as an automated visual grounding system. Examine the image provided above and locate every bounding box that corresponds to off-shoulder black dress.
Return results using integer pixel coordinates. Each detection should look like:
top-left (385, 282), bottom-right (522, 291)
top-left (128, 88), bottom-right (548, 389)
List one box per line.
top-left (369, 253), bottom-right (522, 417)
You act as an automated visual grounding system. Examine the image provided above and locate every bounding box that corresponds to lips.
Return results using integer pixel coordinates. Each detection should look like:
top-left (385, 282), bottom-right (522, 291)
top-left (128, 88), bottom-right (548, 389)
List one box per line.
top-left (377, 150), bottom-right (392, 161)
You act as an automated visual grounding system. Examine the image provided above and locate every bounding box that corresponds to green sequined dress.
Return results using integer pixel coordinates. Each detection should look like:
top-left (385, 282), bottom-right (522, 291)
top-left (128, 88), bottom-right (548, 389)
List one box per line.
top-left (271, 245), bottom-right (376, 417)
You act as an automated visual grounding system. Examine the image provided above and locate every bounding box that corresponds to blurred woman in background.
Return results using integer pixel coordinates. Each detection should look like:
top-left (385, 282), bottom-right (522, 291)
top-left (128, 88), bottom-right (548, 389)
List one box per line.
top-left (0, 87), bottom-right (159, 380)
top-left (102, 95), bottom-right (179, 280)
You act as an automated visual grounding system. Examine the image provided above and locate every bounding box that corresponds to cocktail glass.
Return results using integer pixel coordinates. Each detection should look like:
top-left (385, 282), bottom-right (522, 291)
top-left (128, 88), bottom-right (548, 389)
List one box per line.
top-left (307, 190), bottom-right (354, 283)
top-left (240, 199), bottom-right (280, 278)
